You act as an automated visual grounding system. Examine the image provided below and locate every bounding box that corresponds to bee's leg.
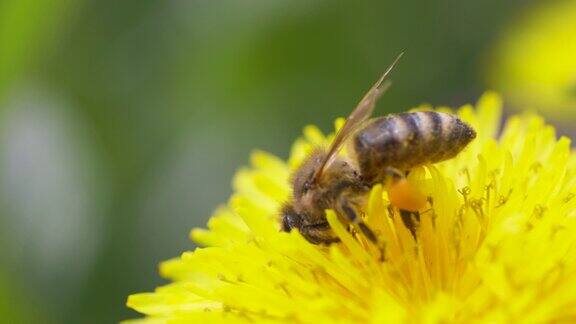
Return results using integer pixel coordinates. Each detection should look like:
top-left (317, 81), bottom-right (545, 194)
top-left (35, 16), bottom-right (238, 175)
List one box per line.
top-left (301, 222), bottom-right (341, 245)
top-left (399, 209), bottom-right (420, 239)
top-left (338, 197), bottom-right (377, 243)
top-left (384, 167), bottom-right (421, 239)
top-left (339, 199), bottom-right (386, 261)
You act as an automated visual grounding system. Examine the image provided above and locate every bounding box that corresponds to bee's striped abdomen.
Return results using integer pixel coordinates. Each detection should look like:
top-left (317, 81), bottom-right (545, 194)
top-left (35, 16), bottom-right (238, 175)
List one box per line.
top-left (353, 111), bottom-right (476, 183)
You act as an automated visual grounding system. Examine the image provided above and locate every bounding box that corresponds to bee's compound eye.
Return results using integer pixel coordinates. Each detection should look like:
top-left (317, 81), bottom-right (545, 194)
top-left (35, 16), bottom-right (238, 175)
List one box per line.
top-left (303, 181), bottom-right (311, 191)
top-left (281, 211), bottom-right (303, 232)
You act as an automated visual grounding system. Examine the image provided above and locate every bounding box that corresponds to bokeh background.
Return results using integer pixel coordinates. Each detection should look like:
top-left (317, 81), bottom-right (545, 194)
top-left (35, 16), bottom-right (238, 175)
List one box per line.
top-left (1, 0), bottom-right (575, 323)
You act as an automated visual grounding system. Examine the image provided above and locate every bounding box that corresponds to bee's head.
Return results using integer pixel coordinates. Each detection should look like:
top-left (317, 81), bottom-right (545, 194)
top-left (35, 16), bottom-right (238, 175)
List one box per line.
top-left (281, 204), bottom-right (303, 232)
top-left (280, 204), bottom-right (339, 245)
top-left (283, 149), bottom-right (354, 245)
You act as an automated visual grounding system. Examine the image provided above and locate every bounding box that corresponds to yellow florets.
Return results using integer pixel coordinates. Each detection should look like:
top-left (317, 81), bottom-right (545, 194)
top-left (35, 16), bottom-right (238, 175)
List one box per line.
top-left (126, 92), bottom-right (576, 323)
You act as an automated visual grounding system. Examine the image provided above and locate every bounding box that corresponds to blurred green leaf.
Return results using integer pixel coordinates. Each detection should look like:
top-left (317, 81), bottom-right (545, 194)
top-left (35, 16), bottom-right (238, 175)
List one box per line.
top-left (0, 0), bottom-right (77, 99)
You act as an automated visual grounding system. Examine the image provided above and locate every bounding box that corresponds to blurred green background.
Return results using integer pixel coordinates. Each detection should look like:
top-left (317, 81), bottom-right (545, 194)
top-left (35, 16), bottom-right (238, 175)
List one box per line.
top-left (1, 0), bottom-right (573, 323)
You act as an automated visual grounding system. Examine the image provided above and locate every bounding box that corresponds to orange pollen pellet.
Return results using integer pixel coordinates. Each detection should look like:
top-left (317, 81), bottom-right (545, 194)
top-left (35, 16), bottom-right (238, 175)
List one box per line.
top-left (388, 178), bottom-right (427, 212)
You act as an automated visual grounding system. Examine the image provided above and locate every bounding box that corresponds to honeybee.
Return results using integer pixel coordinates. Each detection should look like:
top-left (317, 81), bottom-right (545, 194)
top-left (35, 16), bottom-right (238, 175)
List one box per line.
top-left (281, 53), bottom-right (477, 244)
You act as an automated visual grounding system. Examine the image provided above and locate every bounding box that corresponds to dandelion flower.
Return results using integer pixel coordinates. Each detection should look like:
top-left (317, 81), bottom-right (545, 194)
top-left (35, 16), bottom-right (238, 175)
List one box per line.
top-left (127, 92), bottom-right (576, 323)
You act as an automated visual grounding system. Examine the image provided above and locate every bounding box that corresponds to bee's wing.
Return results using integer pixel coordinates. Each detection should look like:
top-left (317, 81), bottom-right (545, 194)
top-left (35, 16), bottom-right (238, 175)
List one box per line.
top-left (312, 52), bottom-right (403, 183)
